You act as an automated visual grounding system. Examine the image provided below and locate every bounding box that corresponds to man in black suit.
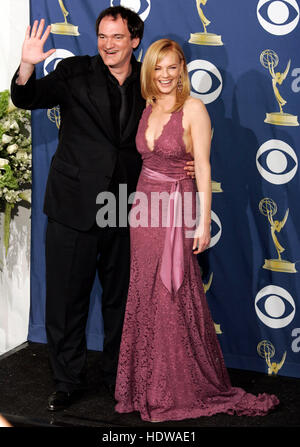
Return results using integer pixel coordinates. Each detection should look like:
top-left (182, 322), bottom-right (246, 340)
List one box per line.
top-left (11, 6), bottom-right (194, 411)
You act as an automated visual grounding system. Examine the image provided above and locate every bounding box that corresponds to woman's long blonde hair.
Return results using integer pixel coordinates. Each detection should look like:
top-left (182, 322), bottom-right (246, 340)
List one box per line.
top-left (140, 39), bottom-right (190, 112)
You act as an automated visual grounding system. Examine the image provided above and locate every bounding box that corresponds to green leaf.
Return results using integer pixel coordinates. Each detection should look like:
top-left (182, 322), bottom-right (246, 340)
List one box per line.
top-left (4, 202), bottom-right (13, 256)
top-left (0, 90), bottom-right (9, 119)
top-left (0, 165), bottom-right (19, 189)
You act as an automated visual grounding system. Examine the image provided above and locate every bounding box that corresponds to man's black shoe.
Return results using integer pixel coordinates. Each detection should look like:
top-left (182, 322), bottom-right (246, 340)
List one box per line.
top-left (47, 391), bottom-right (76, 412)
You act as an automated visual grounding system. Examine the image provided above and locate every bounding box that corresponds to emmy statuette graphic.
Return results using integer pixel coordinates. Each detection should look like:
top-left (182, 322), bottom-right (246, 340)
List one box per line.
top-left (212, 180), bottom-right (222, 193)
top-left (47, 106), bottom-right (61, 129)
top-left (211, 128), bottom-right (223, 193)
top-left (137, 49), bottom-right (143, 62)
top-left (51, 0), bottom-right (80, 36)
top-left (257, 340), bottom-right (286, 376)
top-left (212, 182), bottom-right (222, 193)
top-left (259, 198), bottom-right (297, 273)
top-left (189, 0), bottom-right (223, 46)
top-left (260, 50), bottom-right (299, 126)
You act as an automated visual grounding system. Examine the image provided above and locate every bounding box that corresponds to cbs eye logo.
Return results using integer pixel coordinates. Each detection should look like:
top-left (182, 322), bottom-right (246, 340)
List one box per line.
top-left (256, 139), bottom-right (298, 184)
top-left (43, 49), bottom-right (75, 76)
top-left (185, 210), bottom-right (222, 246)
top-left (257, 0), bottom-right (299, 35)
top-left (209, 211), bottom-right (222, 248)
top-left (187, 60), bottom-right (223, 105)
top-left (110, 0), bottom-right (151, 21)
top-left (255, 285), bottom-right (296, 328)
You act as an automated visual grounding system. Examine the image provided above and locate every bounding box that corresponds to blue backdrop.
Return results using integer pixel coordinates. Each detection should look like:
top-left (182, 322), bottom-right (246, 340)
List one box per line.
top-left (28, 0), bottom-right (300, 378)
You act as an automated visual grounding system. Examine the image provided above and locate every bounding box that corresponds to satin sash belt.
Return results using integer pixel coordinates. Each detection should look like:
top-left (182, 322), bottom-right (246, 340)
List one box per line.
top-left (142, 166), bottom-right (186, 295)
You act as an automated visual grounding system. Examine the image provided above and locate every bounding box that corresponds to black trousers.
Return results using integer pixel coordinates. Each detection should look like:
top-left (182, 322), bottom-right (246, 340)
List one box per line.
top-left (45, 218), bottom-right (130, 393)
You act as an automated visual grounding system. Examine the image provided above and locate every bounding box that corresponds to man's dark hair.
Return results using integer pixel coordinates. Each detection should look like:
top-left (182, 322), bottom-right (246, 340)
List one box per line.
top-left (95, 6), bottom-right (144, 42)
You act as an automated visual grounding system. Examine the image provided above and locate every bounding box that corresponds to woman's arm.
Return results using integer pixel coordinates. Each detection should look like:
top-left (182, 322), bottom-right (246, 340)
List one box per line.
top-left (186, 97), bottom-right (212, 254)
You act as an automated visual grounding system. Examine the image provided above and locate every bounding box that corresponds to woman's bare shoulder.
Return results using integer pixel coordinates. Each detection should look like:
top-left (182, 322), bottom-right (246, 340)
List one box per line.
top-left (183, 96), bottom-right (210, 125)
top-left (184, 96), bottom-right (207, 113)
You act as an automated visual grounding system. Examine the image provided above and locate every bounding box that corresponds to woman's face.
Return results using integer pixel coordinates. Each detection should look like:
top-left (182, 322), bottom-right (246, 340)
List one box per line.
top-left (152, 51), bottom-right (183, 97)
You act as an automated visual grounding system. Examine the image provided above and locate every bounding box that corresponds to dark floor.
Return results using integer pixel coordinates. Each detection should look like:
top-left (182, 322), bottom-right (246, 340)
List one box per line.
top-left (0, 342), bottom-right (299, 431)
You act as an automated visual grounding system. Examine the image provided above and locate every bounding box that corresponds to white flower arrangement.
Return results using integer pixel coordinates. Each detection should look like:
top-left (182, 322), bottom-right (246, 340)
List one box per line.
top-left (0, 90), bottom-right (32, 255)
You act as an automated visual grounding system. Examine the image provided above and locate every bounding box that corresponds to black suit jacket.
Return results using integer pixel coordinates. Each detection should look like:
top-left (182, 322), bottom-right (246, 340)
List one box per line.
top-left (11, 55), bottom-right (145, 231)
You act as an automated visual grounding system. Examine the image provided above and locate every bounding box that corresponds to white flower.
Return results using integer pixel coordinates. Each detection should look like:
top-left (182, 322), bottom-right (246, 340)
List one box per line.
top-left (7, 98), bottom-right (17, 113)
top-left (9, 120), bottom-right (19, 132)
top-left (6, 144), bottom-right (18, 154)
top-left (24, 124), bottom-right (31, 134)
top-left (2, 120), bottom-right (10, 131)
top-left (1, 134), bottom-right (13, 144)
top-left (19, 189), bottom-right (31, 203)
top-left (4, 189), bottom-right (21, 204)
top-left (15, 150), bottom-right (28, 160)
top-left (0, 158), bottom-right (9, 169)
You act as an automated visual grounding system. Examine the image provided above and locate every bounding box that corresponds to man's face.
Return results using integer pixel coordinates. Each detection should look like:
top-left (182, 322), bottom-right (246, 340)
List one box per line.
top-left (97, 15), bottom-right (140, 70)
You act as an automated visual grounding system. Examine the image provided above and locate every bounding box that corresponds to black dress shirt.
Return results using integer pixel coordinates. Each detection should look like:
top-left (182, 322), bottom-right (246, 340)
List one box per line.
top-left (102, 58), bottom-right (140, 226)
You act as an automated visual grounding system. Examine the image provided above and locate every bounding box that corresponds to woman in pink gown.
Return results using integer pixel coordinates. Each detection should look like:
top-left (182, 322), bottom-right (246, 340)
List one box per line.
top-left (114, 39), bottom-right (279, 422)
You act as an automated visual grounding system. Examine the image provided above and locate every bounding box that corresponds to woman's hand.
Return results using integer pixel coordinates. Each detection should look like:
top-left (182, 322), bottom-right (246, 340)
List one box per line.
top-left (192, 225), bottom-right (211, 255)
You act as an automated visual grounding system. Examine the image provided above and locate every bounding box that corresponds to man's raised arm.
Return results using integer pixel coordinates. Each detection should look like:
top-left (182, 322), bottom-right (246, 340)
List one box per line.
top-left (16, 18), bottom-right (55, 85)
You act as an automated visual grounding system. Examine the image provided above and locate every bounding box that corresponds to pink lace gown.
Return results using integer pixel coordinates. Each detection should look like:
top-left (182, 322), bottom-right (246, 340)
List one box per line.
top-left (114, 105), bottom-right (279, 422)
